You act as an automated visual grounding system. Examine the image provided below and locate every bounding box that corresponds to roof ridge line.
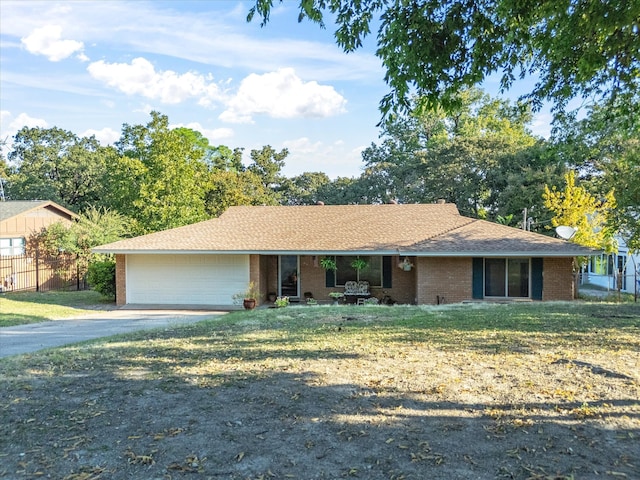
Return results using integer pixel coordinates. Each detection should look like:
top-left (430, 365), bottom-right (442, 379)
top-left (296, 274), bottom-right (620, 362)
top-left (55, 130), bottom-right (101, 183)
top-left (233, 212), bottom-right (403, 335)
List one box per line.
top-left (425, 217), bottom-right (477, 241)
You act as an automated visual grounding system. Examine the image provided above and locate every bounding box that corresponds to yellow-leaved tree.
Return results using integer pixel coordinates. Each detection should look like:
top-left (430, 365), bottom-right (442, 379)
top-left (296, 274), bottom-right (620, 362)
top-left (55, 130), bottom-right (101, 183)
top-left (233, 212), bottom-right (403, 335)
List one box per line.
top-left (543, 170), bottom-right (617, 252)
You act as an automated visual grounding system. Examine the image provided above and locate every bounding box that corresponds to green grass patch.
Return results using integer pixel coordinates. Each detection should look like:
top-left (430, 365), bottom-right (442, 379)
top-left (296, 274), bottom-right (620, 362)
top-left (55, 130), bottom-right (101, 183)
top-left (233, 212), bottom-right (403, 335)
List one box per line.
top-left (579, 284), bottom-right (637, 303)
top-left (579, 290), bottom-right (637, 302)
top-left (0, 290), bottom-right (114, 327)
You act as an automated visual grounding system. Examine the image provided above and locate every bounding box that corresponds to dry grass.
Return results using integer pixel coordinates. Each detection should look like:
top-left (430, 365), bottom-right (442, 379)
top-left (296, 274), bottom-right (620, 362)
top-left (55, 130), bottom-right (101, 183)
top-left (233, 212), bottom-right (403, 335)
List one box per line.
top-left (1, 302), bottom-right (639, 479)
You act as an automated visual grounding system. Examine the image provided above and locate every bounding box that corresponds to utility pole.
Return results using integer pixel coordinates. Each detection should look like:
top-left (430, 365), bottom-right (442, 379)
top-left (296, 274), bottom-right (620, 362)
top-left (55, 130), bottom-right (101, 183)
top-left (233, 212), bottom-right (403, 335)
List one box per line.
top-left (522, 208), bottom-right (527, 230)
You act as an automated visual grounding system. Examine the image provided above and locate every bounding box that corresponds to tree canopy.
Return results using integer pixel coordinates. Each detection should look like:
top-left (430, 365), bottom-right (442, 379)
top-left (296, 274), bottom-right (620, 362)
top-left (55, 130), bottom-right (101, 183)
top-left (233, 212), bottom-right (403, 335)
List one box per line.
top-left (28, 207), bottom-right (128, 259)
top-left (543, 171), bottom-right (617, 251)
top-left (4, 103), bottom-right (634, 250)
top-left (550, 94), bottom-right (640, 250)
top-left (109, 112), bottom-right (211, 234)
top-left (354, 89), bottom-right (561, 221)
top-left (249, 0), bottom-right (640, 117)
top-left (6, 127), bottom-right (113, 211)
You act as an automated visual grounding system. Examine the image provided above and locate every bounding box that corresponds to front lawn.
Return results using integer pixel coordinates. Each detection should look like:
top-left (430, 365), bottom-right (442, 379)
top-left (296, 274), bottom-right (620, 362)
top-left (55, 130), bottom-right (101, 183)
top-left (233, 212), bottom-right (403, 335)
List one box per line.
top-left (0, 302), bottom-right (638, 479)
top-left (0, 290), bottom-right (115, 327)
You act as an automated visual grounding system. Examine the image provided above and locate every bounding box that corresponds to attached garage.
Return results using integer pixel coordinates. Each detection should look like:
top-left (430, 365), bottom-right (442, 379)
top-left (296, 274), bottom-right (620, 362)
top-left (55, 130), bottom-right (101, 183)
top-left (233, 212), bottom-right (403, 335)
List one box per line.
top-left (126, 254), bottom-right (249, 306)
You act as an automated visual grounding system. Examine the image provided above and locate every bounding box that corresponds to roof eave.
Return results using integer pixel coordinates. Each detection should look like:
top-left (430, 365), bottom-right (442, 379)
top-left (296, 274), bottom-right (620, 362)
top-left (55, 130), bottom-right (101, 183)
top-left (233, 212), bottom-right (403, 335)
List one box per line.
top-left (409, 251), bottom-right (598, 257)
top-left (93, 249), bottom-right (405, 255)
top-left (26, 201), bottom-right (78, 220)
top-left (93, 248), bottom-right (599, 257)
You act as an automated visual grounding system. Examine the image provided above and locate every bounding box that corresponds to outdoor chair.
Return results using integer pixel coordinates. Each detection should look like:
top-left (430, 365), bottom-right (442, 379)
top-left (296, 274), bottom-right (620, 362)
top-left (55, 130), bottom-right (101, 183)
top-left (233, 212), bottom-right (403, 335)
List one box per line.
top-left (344, 281), bottom-right (370, 296)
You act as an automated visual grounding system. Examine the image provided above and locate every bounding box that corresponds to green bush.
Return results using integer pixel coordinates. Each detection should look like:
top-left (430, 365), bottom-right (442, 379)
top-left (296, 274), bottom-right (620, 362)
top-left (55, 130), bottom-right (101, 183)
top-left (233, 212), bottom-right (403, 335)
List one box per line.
top-left (87, 260), bottom-right (116, 299)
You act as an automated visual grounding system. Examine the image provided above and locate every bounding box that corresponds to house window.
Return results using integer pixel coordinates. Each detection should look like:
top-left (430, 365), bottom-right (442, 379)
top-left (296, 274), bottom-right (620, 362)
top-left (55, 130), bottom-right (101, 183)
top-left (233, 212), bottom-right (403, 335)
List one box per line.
top-left (334, 256), bottom-right (382, 287)
top-left (591, 255), bottom-right (606, 275)
top-left (485, 258), bottom-right (530, 298)
top-left (0, 238), bottom-right (25, 256)
top-left (607, 255), bottom-right (615, 275)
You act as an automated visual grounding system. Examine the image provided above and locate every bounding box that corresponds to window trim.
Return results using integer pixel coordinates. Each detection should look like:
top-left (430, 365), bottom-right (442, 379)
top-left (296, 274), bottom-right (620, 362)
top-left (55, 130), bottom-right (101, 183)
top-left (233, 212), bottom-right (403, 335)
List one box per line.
top-left (483, 257), bottom-right (531, 299)
top-left (0, 237), bottom-right (26, 256)
top-left (332, 255), bottom-right (383, 287)
top-left (278, 255), bottom-right (300, 299)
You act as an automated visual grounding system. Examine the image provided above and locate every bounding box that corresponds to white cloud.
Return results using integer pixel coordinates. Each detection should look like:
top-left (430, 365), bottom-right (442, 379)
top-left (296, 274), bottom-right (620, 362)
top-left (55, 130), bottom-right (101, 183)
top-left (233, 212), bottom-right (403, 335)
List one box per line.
top-left (219, 68), bottom-right (347, 124)
top-left (530, 111), bottom-right (553, 139)
top-left (21, 25), bottom-right (84, 62)
top-left (80, 127), bottom-right (120, 145)
top-left (134, 104), bottom-right (154, 115)
top-left (282, 137), bottom-right (323, 154)
top-left (279, 137), bottom-right (364, 179)
top-left (87, 57), bottom-right (224, 105)
top-left (1, 112), bottom-right (48, 136)
top-left (171, 122), bottom-right (234, 143)
top-left (2, 2), bottom-right (381, 82)
top-left (0, 112), bottom-right (49, 160)
top-left (0, 111), bottom-right (12, 130)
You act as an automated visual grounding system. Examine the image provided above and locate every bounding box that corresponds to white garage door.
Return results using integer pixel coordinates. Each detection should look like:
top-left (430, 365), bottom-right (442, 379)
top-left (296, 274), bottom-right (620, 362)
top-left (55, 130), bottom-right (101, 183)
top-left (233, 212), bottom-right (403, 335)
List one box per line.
top-left (126, 254), bottom-right (249, 306)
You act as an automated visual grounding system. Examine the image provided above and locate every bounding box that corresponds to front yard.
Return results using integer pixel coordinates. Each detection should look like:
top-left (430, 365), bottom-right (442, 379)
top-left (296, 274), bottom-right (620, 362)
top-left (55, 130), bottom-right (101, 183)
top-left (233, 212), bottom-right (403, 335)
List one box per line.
top-left (1, 302), bottom-right (639, 479)
top-left (0, 290), bottom-right (115, 327)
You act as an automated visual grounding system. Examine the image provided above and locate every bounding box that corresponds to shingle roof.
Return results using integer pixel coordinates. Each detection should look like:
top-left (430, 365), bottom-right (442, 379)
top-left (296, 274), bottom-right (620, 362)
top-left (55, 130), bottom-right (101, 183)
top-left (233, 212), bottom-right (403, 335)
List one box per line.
top-left (0, 200), bottom-right (76, 222)
top-left (406, 219), bottom-right (593, 255)
top-left (94, 203), bottom-right (594, 257)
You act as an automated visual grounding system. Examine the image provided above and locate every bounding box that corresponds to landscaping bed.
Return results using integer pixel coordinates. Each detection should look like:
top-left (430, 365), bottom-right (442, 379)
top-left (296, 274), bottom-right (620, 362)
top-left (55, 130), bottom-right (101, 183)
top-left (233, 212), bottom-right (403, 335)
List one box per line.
top-left (1, 302), bottom-right (639, 479)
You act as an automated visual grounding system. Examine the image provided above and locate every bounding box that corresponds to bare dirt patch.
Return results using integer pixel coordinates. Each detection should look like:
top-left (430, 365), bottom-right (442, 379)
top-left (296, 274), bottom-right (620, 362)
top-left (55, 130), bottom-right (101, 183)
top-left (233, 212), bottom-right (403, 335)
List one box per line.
top-left (1, 303), bottom-right (639, 479)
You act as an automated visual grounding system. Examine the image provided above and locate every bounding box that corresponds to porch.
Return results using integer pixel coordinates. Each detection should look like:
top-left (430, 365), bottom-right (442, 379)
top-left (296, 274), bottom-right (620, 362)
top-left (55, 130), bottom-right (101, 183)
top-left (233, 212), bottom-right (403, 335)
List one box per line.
top-left (251, 254), bottom-right (418, 305)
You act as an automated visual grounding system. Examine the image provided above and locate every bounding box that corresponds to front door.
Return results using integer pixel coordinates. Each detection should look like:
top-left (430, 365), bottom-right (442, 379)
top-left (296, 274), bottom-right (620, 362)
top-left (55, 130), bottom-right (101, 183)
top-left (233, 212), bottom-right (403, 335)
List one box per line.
top-left (279, 255), bottom-right (299, 299)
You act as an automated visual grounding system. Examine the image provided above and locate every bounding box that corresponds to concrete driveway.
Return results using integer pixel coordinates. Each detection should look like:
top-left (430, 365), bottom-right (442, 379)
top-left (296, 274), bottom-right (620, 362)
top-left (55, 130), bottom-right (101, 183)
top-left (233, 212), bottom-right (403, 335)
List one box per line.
top-left (0, 308), bottom-right (227, 358)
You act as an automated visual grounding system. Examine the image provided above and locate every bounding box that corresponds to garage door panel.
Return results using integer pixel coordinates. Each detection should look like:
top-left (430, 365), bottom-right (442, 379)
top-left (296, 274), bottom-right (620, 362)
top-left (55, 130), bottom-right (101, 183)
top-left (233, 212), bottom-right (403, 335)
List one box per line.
top-left (127, 254), bottom-right (249, 305)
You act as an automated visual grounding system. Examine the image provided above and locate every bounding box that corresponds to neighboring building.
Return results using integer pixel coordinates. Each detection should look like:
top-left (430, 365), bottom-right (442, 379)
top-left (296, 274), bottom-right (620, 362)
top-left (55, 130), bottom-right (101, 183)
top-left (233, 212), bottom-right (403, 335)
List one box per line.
top-left (582, 235), bottom-right (639, 295)
top-left (93, 203), bottom-right (595, 308)
top-left (1, 200), bottom-right (78, 292)
top-left (0, 200), bottom-right (77, 256)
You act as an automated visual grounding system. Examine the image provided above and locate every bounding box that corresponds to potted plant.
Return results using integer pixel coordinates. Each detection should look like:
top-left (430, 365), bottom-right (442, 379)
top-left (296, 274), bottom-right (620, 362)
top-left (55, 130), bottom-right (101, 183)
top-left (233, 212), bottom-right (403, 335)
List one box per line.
top-left (232, 281), bottom-right (262, 310)
top-left (320, 257), bottom-right (337, 271)
top-left (350, 257), bottom-right (368, 272)
top-left (398, 257), bottom-right (414, 271)
top-left (274, 296), bottom-right (290, 308)
top-left (328, 291), bottom-right (344, 305)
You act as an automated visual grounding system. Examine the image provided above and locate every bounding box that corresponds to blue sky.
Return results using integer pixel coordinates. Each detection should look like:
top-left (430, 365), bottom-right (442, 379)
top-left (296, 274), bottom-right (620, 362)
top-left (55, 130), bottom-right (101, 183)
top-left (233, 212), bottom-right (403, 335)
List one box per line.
top-left (1, 0), bottom-right (553, 178)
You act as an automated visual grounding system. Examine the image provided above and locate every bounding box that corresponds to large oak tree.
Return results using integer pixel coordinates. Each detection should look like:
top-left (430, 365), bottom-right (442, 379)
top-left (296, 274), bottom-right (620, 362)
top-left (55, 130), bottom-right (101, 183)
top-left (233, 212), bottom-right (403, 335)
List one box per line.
top-left (249, 0), bottom-right (639, 117)
top-left (6, 127), bottom-right (113, 211)
top-left (355, 89), bottom-right (560, 220)
top-left (109, 112), bottom-right (210, 234)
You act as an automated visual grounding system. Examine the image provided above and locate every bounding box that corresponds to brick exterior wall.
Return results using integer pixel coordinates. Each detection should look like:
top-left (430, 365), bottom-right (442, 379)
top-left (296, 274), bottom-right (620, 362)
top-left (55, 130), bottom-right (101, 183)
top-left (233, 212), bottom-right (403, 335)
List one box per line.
top-left (113, 253), bottom-right (575, 306)
top-left (542, 257), bottom-right (575, 301)
top-left (114, 253), bottom-right (576, 306)
top-left (298, 255), bottom-right (328, 300)
top-left (115, 254), bottom-right (126, 306)
top-left (248, 254), bottom-right (263, 305)
top-left (416, 257), bottom-right (473, 305)
top-left (265, 256), bottom-right (279, 299)
top-left (384, 258), bottom-right (416, 304)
